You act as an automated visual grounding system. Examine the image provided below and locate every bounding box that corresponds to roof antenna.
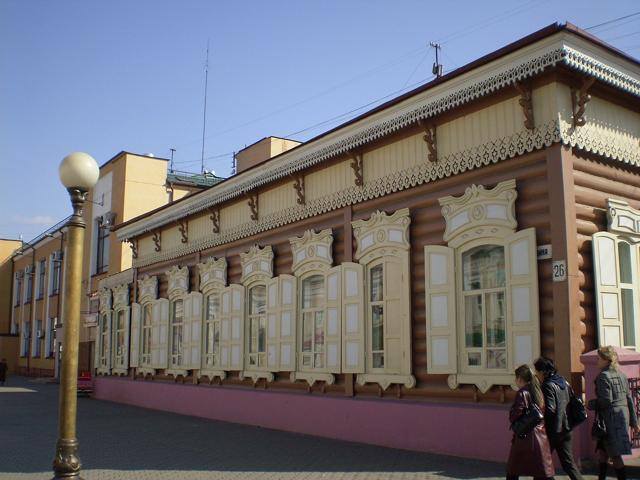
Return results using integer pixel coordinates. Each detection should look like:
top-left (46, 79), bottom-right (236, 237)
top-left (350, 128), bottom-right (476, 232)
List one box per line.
top-left (200, 39), bottom-right (210, 175)
top-left (430, 42), bottom-right (443, 78)
top-left (169, 148), bottom-right (176, 173)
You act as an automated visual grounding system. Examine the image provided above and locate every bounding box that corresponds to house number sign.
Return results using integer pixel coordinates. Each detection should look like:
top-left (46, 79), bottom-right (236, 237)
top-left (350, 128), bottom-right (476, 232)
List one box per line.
top-left (552, 260), bottom-right (567, 282)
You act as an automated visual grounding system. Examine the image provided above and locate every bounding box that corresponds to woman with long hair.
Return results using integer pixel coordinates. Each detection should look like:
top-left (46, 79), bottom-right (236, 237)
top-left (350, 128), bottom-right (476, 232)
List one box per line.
top-left (588, 346), bottom-right (639, 480)
top-left (506, 364), bottom-right (555, 480)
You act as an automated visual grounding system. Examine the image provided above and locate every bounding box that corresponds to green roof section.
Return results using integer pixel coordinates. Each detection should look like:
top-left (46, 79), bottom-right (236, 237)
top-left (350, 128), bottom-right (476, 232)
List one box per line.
top-left (166, 170), bottom-right (226, 188)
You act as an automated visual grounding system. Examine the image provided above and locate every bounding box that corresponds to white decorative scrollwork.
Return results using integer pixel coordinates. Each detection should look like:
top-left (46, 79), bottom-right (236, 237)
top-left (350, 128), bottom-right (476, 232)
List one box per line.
top-left (239, 245), bottom-right (274, 284)
top-left (290, 229), bottom-right (333, 275)
top-left (166, 265), bottom-right (189, 300)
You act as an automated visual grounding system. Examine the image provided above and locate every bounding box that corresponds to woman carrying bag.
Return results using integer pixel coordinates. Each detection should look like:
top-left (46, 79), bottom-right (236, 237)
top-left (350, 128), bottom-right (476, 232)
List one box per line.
top-left (588, 346), bottom-right (639, 480)
top-left (507, 364), bottom-right (555, 480)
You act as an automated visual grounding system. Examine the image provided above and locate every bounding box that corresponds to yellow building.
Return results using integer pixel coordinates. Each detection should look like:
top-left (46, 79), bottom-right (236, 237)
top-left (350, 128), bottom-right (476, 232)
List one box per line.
top-left (0, 238), bottom-right (24, 373)
top-left (10, 151), bottom-right (222, 376)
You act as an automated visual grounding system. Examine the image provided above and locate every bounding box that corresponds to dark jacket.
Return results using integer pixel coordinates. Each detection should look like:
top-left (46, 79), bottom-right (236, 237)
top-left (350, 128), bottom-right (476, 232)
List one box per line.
top-left (591, 366), bottom-right (638, 456)
top-left (541, 373), bottom-right (571, 434)
top-left (506, 386), bottom-right (555, 477)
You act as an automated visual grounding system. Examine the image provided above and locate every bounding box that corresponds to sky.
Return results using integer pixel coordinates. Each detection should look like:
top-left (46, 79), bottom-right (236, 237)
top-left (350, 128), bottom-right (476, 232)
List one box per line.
top-left (1, 1), bottom-right (639, 241)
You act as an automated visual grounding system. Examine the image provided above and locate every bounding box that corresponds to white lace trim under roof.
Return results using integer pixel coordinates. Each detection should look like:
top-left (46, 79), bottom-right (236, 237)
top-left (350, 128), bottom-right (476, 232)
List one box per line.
top-left (117, 27), bottom-right (640, 242)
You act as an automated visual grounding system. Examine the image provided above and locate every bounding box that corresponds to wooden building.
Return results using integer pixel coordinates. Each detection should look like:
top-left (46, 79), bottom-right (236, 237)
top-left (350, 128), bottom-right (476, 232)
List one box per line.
top-left (94, 23), bottom-right (640, 461)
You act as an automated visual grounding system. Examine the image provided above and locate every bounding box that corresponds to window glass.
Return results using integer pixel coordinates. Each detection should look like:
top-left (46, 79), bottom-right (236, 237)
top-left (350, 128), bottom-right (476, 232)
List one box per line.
top-left (372, 305), bottom-right (384, 368)
top-left (462, 245), bottom-right (505, 291)
top-left (621, 288), bottom-right (636, 347)
top-left (205, 294), bottom-right (221, 366)
top-left (37, 259), bottom-right (46, 298)
top-left (370, 265), bottom-right (383, 302)
top-left (302, 275), bottom-right (324, 309)
top-left (171, 299), bottom-right (184, 364)
top-left (618, 242), bottom-right (633, 284)
top-left (248, 285), bottom-right (266, 367)
top-left (142, 304), bottom-right (152, 364)
top-left (464, 295), bottom-right (483, 348)
top-left (249, 285), bottom-right (266, 315)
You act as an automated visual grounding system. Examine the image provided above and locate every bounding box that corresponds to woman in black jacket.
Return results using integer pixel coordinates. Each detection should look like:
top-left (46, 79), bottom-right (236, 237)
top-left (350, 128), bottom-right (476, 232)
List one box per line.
top-left (534, 357), bottom-right (583, 480)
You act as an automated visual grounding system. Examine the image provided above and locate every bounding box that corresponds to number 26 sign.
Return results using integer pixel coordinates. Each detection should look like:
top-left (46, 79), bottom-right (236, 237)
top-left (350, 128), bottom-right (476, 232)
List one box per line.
top-left (552, 260), bottom-right (567, 282)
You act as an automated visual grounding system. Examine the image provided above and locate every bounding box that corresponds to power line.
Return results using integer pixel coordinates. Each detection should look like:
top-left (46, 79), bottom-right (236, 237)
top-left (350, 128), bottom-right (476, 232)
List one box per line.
top-left (603, 30), bottom-right (640, 42)
top-left (586, 11), bottom-right (640, 31)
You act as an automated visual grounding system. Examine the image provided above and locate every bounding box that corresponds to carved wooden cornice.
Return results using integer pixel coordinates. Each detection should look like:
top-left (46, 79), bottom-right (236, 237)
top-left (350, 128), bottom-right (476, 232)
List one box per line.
top-left (152, 230), bottom-right (161, 252)
top-left (130, 239), bottom-right (138, 259)
top-left (352, 208), bottom-right (411, 262)
top-left (607, 198), bottom-right (640, 240)
top-left (572, 76), bottom-right (596, 127)
top-left (137, 275), bottom-right (158, 304)
top-left (166, 265), bottom-right (189, 299)
top-left (247, 192), bottom-right (259, 221)
top-left (240, 245), bottom-right (274, 284)
top-left (290, 229), bottom-right (333, 275)
top-left (98, 287), bottom-right (112, 313)
top-left (515, 81), bottom-right (534, 130)
top-left (198, 256), bottom-right (227, 293)
top-left (438, 179), bottom-right (518, 246)
top-left (176, 219), bottom-right (188, 244)
top-left (418, 119), bottom-right (438, 163)
top-left (112, 283), bottom-right (130, 309)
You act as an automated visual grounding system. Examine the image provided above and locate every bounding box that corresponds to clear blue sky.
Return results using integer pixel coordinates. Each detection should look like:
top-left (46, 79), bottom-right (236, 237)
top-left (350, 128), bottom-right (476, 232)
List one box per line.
top-left (1, 1), bottom-right (639, 240)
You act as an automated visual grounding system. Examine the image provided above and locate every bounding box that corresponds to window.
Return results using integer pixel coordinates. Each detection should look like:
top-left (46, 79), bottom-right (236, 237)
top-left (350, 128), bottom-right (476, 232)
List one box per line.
top-left (25, 268), bottom-right (33, 303)
top-left (50, 252), bottom-right (61, 295)
top-left (114, 310), bottom-right (126, 367)
top-left (33, 319), bottom-right (42, 357)
top-left (461, 245), bottom-right (506, 371)
top-left (96, 222), bottom-right (110, 274)
top-left (301, 275), bottom-right (325, 369)
top-left (46, 318), bottom-right (55, 357)
top-left (425, 179), bottom-right (540, 393)
top-left (248, 285), bottom-right (266, 368)
top-left (14, 274), bottom-right (22, 306)
top-left (369, 265), bottom-right (384, 368)
top-left (204, 293), bottom-right (221, 368)
top-left (36, 259), bottom-right (46, 299)
top-left (141, 304), bottom-right (152, 365)
top-left (99, 314), bottom-right (109, 367)
top-left (21, 321), bottom-right (30, 357)
top-left (170, 299), bottom-right (184, 367)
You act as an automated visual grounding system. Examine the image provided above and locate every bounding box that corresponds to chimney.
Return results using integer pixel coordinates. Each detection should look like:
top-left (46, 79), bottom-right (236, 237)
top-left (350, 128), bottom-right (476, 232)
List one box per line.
top-left (235, 136), bottom-right (301, 174)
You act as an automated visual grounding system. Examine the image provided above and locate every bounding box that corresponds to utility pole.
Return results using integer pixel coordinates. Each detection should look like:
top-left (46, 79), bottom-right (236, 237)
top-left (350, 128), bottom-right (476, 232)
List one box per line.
top-left (201, 40), bottom-right (210, 175)
top-left (430, 42), bottom-right (443, 78)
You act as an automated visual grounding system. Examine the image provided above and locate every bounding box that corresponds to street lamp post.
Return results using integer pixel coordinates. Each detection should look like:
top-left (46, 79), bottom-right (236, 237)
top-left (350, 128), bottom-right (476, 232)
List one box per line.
top-left (53, 152), bottom-right (99, 480)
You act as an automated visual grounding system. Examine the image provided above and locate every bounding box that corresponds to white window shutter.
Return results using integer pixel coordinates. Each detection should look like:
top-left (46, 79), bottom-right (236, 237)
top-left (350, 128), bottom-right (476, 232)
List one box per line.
top-left (341, 262), bottom-right (365, 373)
top-left (130, 303), bottom-right (141, 368)
top-left (424, 245), bottom-right (457, 374)
top-left (151, 301), bottom-right (162, 367)
top-left (506, 228), bottom-right (540, 369)
top-left (279, 275), bottom-right (297, 371)
top-left (592, 232), bottom-right (623, 347)
top-left (94, 315), bottom-right (102, 371)
top-left (105, 311), bottom-right (112, 371)
top-left (325, 265), bottom-right (342, 373)
top-left (158, 298), bottom-right (170, 369)
top-left (181, 296), bottom-right (193, 369)
top-left (266, 277), bottom-right (280, 370)
top-left (189, 292), bottom-right (203, 369)
top-left (122, 306), bottom-right (131, 369)
top-left (219, 288), bottom-right (231, 369)
top-left (229, 284), bottom-right (245, 370)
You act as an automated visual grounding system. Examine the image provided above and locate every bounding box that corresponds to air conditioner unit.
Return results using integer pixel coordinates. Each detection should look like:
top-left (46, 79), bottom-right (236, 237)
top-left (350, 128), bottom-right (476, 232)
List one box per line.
top-left (53, 251), bottom-right (63, 262)
top-left (25, 265), bottom-right (34, 274)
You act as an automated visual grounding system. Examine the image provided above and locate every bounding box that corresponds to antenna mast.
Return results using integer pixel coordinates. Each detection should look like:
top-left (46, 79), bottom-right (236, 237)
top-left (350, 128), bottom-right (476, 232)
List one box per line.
top-left (169, 148), bottom-right (176, 173)
top-left (200, 39), bottom-right (210, 174)
top-left (430, 42), bottom-right (443, 78)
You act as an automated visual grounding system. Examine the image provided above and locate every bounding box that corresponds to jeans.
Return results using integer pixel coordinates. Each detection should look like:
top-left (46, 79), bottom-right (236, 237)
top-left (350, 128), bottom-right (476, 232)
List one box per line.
top-left (548, 430), bottom-right (583, 480)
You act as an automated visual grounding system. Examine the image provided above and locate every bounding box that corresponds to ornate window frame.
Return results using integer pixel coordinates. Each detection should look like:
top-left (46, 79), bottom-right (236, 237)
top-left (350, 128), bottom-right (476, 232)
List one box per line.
top-left (593, 198), bottom-right (640, 350)
top-left (353, 208), bottom-right (415, 390)
top-left (111, 283), bottom-right (130, 376)
top-left (239, 245), bottom-right (275, 383)
top-left (425, 179), bottom-right (540, 393)
top-left (132, 275), bottom-right (159, 375)
top-left (289, 229), bottom-right (341, 387)
top-left (198, 256), bottom-right (227, 381)
top-left (95, 287), bottom-right (112, 375)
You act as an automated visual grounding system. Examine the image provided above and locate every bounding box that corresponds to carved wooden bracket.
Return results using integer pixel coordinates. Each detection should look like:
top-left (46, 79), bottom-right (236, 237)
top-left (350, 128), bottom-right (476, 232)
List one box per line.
top-left (418, 119), bottom-right (437, 163)
top-left (152, 230), bottom-right (161, 252)
top-left (514, 82), bottom-right (534, 130)
top-left (349, 153), bottom-right (363, 186)
top-left (130, 239), bottom-right (138, 259)
top-left (176, 219), bottom-right (188, 244)
top-left (247, 192), bottom-right (259, 221)
top-left (572, 76), bottom-right (596, 127)
top-left (292, 175), bottom-right (305, 205)
top-left (209, 208), bottom-right (220, 234)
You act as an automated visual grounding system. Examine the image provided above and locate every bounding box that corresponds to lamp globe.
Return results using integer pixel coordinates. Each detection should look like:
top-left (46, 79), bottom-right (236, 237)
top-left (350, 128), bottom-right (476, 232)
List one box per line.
top-left (59, 152), bottom-right (99, 190)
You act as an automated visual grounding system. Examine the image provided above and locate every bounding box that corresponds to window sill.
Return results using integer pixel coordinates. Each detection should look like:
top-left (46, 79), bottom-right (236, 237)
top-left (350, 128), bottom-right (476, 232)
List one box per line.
top-left (199, 368), bottom-right (226, 381)
top-left (241, 369), bottom-right (274, 384)
top-left (165, 368), bottom-right (188, 378)
top-left (448, 373), bottom-right (517, 393)
top-left (356, 373), bottom-right (416, 390)
top-left (291, 371), bottom-right (334, 387)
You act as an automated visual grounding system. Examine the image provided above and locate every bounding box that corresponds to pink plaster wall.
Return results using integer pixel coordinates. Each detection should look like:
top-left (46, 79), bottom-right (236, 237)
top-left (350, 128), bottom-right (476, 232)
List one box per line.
top-left (96, 376), bottom-right (517, 462)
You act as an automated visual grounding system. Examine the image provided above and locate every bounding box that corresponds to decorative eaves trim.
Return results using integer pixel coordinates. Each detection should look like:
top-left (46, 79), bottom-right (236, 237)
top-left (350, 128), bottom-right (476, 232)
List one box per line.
top-left (117, 37), bottom-right (639, 241)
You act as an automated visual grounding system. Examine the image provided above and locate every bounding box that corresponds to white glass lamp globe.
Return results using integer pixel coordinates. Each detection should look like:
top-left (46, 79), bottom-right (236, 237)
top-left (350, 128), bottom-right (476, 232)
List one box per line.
top-left (59, 152), bottom-right (100, 190)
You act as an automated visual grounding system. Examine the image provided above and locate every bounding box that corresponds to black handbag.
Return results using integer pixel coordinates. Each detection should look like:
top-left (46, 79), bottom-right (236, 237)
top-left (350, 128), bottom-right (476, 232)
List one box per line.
top-left (592, 411), bottom-right (607, 439)
top-left (512, 401), bottom-right (544, 438)
top-left (567, 387), bottom-right (588, 429)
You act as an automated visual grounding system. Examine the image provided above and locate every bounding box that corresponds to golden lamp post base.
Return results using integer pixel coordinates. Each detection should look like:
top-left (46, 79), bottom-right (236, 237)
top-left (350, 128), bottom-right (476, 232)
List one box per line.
top-left (52, 438), bottom-right (82, 479)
